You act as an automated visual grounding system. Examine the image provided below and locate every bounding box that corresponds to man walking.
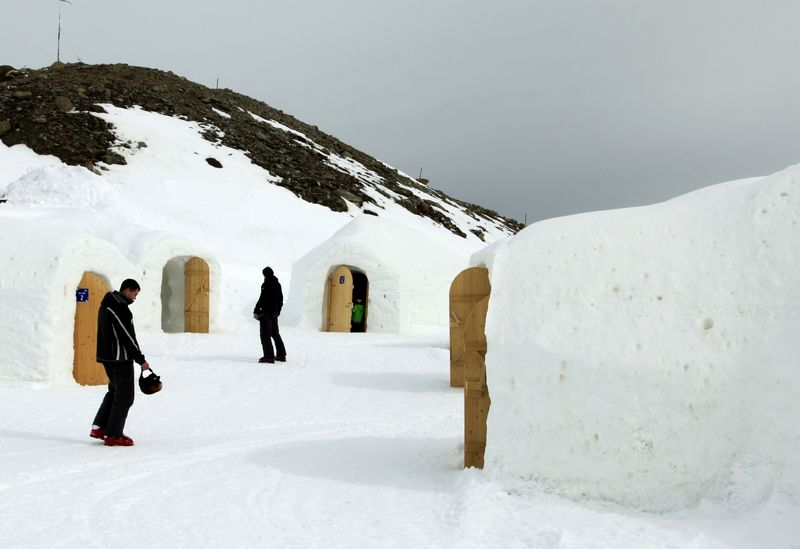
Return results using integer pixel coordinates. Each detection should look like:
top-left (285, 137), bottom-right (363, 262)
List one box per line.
top-left (91, 278), bottom-right (150, 447)
top-left (253, 267), bottom-right (287, 364)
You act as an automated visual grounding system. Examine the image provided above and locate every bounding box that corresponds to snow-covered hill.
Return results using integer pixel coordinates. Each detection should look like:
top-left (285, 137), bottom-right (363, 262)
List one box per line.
top-left (0, 63), bottom-right (522, 237)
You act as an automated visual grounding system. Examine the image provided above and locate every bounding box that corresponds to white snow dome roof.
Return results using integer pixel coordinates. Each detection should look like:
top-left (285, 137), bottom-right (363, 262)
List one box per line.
top-left (474, 168), bottom-right (800, 510)
top-left (285, 215), bottom-right (467, 333)
top-left (4, 164), bottom-right (118, 209)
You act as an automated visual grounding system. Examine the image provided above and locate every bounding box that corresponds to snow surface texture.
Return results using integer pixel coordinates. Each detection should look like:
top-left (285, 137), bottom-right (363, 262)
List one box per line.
top-left (284, 215), bottom-right (465, 333)
top-left (5, 330), bottom-right (794, 548)
top-left (478, 169), bottom-right (800, 511)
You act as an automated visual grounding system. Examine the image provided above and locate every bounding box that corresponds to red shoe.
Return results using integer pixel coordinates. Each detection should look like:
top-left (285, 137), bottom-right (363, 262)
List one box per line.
top-left (90, 428), bottom-right (105, 440)
top-left (104, 435), bottom-right (134, 447)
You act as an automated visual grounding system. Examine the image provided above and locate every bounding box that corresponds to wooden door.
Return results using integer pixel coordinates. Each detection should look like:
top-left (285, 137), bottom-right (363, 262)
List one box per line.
top-left (73, 272), bottom-right (109, 386)
top-left (326, 266), bottom-right (353, 332)
top-left (449, 267), bottom-right (490, 387)
top-left (464, 296), bottom-right (490, 469)
top-left (184, 257), bottom-right (210, 333)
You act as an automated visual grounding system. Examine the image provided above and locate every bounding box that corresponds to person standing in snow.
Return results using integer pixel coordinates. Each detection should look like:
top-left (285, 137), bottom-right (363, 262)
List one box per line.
top-left (253, 266), bottom-right (287, 364)
top-left (90, 278), bottom-right (151, 447)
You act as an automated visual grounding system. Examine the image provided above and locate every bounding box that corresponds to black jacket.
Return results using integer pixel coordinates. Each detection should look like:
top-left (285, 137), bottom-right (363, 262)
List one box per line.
top-left (96, 290), bottom-right (146, 365)
top-left (254, 274), bottom-right (283, 319)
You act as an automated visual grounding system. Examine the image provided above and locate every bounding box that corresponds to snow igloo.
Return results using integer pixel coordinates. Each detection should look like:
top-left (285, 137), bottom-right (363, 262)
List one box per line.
top-left (471, 170), bottom-right (800, 510)
top-left (0, 164), bottom-right (220, 384)
top-left (0, 219), bottom-right (134, 384)
top-left (0, 222), bottom-right (220, 385)
top-left (284, 215), bottom-right (466, 333)
top-left (130, 232), bottom-right (220, 335)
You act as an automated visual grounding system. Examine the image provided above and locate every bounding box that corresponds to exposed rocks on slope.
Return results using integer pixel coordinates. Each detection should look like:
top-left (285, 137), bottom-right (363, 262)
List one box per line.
top-left (0, 63), bottom-right (524, 237)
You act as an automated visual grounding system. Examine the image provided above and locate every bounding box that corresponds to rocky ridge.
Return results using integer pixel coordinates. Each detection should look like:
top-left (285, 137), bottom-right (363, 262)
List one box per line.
top-left (0, 63), bottom-right (523, 237)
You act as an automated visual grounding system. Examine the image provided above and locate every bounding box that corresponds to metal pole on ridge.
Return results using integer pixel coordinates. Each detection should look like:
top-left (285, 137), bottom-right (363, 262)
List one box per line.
top-left (58, 0), bottom-right (72, 63)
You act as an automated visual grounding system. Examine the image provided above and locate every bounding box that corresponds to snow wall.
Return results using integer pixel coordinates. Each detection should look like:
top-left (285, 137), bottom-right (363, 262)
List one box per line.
top-left (285, 215), bottom-right (467, 333)
top-left (477, 169), bottom-right (800, 511)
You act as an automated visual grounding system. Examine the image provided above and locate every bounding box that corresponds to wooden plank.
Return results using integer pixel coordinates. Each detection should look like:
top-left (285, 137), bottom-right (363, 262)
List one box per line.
top-left (450, 294), bottom-right (492, 303)
top-left (184, 257), bottom-right (210, 333)
top-left (464, 379), bottom-right (483, 399)
top-left (463, 296), bottom-right (490, 469)
top-left (73, 272), bottom-right (109, 386)
top-left (449, 267), bottom-right (489, 387)
top-left (326, 266), bottom-right (353, 332)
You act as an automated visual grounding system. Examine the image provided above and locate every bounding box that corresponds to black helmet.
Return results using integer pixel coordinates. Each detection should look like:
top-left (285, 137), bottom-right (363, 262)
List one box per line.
top-left (139, 370), bottom-right (162, 395)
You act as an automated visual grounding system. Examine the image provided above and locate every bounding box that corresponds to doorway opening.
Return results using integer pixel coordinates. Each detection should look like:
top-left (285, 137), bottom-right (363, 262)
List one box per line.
top-left (350, 270), bottom-right (368, 332)
top-left (325, 265), bottom-right (369, 333)
top-left (162, 256), bottom-right (210, 333)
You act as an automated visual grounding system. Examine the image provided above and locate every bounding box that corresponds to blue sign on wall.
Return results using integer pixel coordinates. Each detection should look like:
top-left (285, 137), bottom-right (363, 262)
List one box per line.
top-left (76, 288), bottom-right (89, 302)
top-left (339, 276), bottom-right (345, 284)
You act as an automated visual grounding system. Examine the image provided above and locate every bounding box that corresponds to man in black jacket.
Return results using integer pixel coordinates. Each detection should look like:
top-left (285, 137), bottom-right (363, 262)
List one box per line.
top-left (90, 278), bottom-right (151, 447)
top-left (253, 267), bottom-right (287, 364)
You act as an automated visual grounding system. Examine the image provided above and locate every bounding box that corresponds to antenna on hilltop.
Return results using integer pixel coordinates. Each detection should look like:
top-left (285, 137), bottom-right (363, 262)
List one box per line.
top-left (57, 0), bottom-right (72, 63)
top-left (416, 168), bottom-right (429, 185)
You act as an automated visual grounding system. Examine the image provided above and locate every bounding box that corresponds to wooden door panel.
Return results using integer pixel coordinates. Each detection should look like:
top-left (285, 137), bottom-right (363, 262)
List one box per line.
top-left (464, 296), bottom-right (490, 469)
top-left (449, 267), bottom-right (490, 387)
top-left (184, 257), bottom-right (210, 333)
top-left (73, 272), bottom-right (109, 386)
top-left (326, 266), bottom-right (353, 332)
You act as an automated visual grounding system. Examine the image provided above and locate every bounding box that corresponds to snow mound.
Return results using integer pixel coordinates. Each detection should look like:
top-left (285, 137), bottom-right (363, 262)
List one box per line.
top-left (479, 168), bottom-right (800, 510)
top-left (4, 165), bottom-right (117, 209)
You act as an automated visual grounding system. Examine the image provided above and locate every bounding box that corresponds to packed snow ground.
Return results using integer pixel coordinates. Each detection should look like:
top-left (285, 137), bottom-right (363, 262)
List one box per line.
top-left (1, 328), bottom-right (797, 548)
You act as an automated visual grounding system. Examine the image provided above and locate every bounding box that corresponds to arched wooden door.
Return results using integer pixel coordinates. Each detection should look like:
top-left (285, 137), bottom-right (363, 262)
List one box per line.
top-left (184, 257), bottom-right (210, 333)
top-left (73, 272), bottom-right (109, 386)
top-left (449, 267), bottom-right (490, 387)
top-left (464, 295), bottom-right (490, 469)
top-left (326, 265), bottom-right (353, 332)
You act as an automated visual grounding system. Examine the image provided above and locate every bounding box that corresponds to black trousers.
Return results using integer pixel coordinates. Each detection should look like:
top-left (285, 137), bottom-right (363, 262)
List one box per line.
top-left (93, 361), bottom-right (135, 437)
top-left (259, 315), bottom-right (286, 360)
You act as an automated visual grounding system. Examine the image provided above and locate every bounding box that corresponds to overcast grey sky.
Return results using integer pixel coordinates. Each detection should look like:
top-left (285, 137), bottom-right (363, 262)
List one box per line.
top-left (4, 1), bottom-right (800, 223)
